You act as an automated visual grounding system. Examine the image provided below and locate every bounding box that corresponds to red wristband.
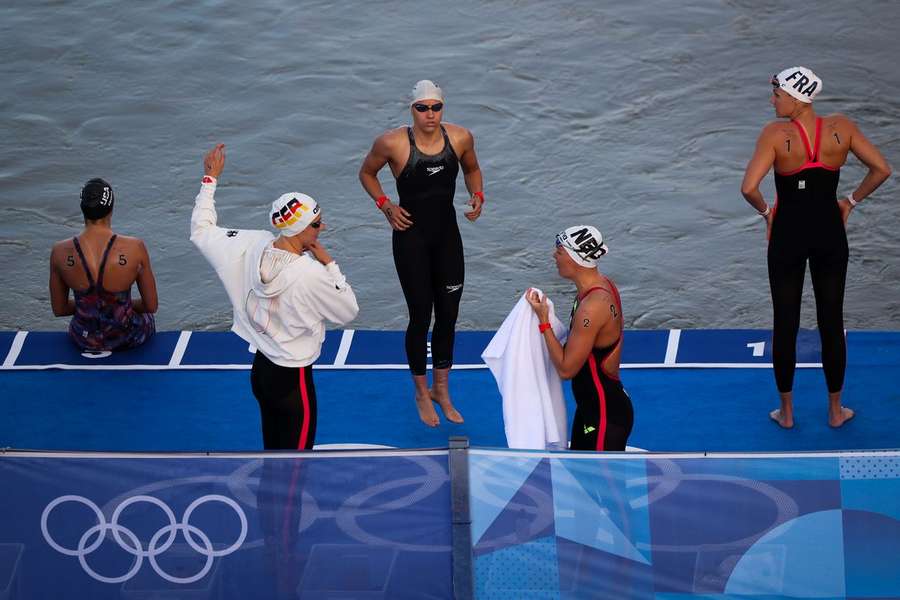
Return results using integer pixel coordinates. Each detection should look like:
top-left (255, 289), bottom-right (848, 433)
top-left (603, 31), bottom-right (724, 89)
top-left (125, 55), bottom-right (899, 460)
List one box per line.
top-left (375, 195), bottom-right (389, 209)
top-left (472, 191), bottom-right (484, 203)
top-left (538, 322), bottom-right (552, 333)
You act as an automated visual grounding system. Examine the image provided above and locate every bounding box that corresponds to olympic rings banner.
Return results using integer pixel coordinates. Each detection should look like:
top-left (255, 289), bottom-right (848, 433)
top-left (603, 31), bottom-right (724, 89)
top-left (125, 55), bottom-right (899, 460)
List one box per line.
top-left (0, 450), bottom-right (452, 599)
top-left (2, 449), bottom-right (900, 599)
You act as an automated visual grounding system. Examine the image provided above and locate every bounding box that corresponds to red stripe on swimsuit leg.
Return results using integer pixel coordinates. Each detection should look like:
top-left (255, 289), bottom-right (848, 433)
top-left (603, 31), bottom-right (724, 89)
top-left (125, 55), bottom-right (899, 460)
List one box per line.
top-left (588, 354), bottom-right (607, 451)
top-left (298, 366), bottom-right (310, 450)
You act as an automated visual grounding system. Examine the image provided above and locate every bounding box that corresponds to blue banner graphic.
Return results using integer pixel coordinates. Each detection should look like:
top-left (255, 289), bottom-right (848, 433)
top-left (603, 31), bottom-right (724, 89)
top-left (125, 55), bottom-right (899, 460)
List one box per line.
top-left (469, 449), bottom-right (900, 599)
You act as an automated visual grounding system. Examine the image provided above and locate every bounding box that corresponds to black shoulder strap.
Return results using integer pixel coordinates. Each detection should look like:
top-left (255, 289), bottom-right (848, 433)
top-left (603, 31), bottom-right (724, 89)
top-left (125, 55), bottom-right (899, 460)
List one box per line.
top-left (96, 234), bottom-right (118, 289)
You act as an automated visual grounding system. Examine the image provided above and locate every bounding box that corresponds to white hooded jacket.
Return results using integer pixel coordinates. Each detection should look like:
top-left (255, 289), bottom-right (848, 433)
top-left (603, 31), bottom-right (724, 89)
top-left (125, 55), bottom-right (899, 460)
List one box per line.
top-left (190, 178), bottom-right (358, 367)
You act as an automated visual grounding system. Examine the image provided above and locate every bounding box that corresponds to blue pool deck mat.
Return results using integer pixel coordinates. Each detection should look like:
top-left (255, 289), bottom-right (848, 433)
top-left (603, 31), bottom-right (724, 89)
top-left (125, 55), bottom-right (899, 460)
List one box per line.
top-left (2, 328), bottom-right (899, 371)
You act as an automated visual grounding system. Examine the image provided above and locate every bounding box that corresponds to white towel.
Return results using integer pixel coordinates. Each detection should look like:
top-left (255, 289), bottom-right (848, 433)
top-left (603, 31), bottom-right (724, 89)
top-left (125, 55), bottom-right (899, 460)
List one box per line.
top-left (481, 289), bottom-right (569, 450)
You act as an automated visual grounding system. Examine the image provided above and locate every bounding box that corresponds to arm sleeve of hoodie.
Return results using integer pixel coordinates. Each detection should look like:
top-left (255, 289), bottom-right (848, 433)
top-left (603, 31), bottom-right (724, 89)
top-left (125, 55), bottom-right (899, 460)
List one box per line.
top-left (304, 261), bottom-right (359, 326)
top-left (190, 178), bottom-right (259, 272)
top-left (190, 178), bottom-right (229, 271)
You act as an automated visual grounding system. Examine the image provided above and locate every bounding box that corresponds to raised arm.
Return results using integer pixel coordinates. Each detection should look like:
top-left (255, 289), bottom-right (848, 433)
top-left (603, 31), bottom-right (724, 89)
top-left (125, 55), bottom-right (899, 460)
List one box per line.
top-left (190, 144), bottom-right (226, 241)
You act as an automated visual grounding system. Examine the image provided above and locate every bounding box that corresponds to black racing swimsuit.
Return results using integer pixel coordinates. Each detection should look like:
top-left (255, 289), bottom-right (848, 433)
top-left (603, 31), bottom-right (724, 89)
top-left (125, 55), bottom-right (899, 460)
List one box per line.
top-left (569, 284), bottom-right (634, 451)
top-left (392, 125), bottom-right (464, 375)
top-left (768, 117), bottom-right (848, 393)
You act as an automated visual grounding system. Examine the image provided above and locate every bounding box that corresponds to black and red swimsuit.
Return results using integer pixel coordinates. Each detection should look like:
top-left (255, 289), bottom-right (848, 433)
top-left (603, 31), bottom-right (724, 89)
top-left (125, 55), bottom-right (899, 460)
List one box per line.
top-left (769, 117), bottom-right (848, 394)
top-left (569, 283), bottom-right (634, 451)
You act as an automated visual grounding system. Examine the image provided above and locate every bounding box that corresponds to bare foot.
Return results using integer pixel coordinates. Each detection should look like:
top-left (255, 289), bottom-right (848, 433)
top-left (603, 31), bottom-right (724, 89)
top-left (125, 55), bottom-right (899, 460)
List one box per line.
top-left (431, 391), bottom-right (464, 424)
top-left (829, 406), bottom-right (855, 428)
top-left (415, 391), bottom-right (440, 427)
top-left (769, 409), bottom-right (794, 429)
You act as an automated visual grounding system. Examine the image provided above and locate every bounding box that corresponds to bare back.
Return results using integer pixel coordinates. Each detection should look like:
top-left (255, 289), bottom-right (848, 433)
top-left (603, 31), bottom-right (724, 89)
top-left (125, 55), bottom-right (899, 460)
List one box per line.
top-left (770, 114), bottom-right (854, 174)
top-left (573, 276), bottom-right (624, 379)
top-left (49, 228), bottom-right (157, 317)
top-left (53, 232), bottom-right (147, 293)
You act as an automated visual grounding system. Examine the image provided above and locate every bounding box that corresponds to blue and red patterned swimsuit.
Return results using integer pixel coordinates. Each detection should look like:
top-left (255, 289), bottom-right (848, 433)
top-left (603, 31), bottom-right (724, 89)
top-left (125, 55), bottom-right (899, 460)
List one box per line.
top-left (68, 234), bottom-right (155, 352)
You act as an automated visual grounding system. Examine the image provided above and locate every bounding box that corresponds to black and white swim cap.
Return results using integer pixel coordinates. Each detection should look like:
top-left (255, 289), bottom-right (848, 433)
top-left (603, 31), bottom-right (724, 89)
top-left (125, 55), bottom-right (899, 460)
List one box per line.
top-left (80, 178), bottom-right (115, 220)
top-left (556, 225), bottom-right (608, 268)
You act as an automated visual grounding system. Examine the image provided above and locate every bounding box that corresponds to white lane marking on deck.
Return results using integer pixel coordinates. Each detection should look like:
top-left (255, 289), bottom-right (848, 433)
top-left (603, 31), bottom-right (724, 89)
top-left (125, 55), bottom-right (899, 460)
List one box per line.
top-left (664, 329), bottom-right (681, 365)
top-left (333, 329), bottom-right (355, 366)
top-left (2, 331), bottom-right (28, 368)
top-left (168, 331), bottom-right (192, 367)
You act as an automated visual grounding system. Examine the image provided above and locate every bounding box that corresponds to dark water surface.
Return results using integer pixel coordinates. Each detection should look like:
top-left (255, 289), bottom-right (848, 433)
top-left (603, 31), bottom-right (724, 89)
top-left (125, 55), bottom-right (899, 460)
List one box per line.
top-left (2, 0), bottom-right (898, 332)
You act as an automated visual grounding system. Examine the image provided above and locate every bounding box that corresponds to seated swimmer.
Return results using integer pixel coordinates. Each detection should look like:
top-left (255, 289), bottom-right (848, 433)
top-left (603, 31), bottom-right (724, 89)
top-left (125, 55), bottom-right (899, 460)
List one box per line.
top-left (49, 178), bottom-right (157, 351)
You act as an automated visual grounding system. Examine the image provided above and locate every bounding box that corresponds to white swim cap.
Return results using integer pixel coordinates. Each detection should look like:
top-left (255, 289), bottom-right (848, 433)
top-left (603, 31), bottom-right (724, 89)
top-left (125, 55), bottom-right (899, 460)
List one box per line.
top-left (411, 79), bottom-right (444, 104)
top-left (772, 67), bottom-right (821, 103)
top-left (270, 192), bottom-right (320, 237)
top-left (556, 225), bottom-right (608, 268)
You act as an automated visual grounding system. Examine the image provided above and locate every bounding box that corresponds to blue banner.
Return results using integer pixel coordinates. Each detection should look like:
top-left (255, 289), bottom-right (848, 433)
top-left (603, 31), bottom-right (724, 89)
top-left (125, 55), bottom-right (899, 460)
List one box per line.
top-left (4, 447), bottom-right (900, 598)
top-left (469, 449), bottom-right (900, 599)
top-left (0, 451), bottom-right (451, 599)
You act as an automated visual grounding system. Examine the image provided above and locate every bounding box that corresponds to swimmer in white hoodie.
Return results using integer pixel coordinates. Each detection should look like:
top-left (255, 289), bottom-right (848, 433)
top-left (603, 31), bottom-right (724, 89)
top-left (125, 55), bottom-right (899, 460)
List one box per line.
top-left (190, 144), bottom-right (359, 449)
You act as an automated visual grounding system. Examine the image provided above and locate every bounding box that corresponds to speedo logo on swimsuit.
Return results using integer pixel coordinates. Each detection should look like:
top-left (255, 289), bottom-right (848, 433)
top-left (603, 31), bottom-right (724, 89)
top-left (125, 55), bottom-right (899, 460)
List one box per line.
top-left (445, 284), bottom-right (463, 293)
top-left (426, 166), bottom-right (444, 176)
top-left (271, 198), bottom-right (318, 229)
top-left (584, 425), bottom-right (596, 435)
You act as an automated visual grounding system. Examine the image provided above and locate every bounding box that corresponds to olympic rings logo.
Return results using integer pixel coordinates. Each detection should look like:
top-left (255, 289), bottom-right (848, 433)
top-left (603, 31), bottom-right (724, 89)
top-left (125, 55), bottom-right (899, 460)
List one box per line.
top-left (41, 494), bottom-right (247, 585)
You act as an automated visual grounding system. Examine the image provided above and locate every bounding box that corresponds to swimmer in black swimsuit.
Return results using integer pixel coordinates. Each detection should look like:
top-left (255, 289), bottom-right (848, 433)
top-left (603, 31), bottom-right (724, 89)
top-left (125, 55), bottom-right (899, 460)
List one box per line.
top-left (741, 67), bottom-right (891, 428)
top-left (359, 80), bottom-right (484, 427)
top-left (527, 226), bottom-right (633, 451)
